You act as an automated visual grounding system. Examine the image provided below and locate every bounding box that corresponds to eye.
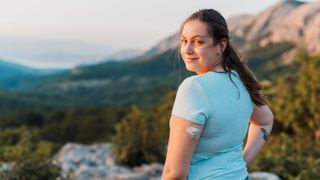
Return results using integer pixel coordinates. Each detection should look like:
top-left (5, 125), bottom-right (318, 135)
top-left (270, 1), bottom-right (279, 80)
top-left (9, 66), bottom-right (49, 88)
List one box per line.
top-left (180, 39), bottom-right (187, 44)
top-left (194, 40), bottom-right (204, 46)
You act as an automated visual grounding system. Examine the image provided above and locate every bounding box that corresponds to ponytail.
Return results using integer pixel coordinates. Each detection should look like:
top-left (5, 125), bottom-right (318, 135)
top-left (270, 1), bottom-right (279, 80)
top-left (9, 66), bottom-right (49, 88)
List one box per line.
top-left (223, 43), bottom-right (267, 106)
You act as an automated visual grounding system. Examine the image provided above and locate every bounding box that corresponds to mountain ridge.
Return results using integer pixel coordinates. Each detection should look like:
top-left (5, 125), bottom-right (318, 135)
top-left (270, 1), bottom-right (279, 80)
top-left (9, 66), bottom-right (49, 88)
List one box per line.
top-left (148, 0), bottom-right (320, 56)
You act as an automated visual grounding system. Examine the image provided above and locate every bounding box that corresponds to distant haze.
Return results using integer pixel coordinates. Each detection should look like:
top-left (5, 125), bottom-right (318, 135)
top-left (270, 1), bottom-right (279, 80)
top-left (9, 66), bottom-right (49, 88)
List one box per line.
top-left (0, 0), bottom-right (317, 68)
top-left (0, 35), bottom-right (114, 68)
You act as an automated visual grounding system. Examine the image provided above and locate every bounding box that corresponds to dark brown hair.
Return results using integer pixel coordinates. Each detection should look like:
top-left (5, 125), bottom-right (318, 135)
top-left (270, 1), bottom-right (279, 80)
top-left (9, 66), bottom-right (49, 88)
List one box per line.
top-left (180, 9), bottom-right (267, 107)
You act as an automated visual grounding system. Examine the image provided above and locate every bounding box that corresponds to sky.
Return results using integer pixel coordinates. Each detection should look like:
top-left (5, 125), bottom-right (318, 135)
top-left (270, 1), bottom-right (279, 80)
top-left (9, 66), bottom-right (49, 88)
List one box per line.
top-left (0, 0), bottom-right (318, 68)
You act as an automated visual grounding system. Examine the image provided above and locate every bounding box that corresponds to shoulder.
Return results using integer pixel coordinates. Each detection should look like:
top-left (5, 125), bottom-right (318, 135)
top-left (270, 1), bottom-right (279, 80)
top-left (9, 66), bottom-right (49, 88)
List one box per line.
top-left (172, 75), bottom-right (211, 125)
top-left (176, 76), bottom-right (210, 104)
top-left (178, 70), bottom-right (239, 91)
top-left (180, 75), bottom-right (198, 86)
top-left (178, 75), bottom-right (205, 92)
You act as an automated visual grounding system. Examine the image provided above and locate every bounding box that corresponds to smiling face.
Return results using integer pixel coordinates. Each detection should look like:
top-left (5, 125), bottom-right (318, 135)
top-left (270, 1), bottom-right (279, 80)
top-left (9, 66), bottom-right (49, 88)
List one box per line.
top-left (180, 19), bottom-right (223, 75)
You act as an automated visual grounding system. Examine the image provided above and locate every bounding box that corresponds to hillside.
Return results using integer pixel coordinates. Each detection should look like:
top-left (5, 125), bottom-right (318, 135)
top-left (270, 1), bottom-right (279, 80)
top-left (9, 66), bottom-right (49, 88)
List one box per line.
top-left (0, 0), bottom-right (318, 110)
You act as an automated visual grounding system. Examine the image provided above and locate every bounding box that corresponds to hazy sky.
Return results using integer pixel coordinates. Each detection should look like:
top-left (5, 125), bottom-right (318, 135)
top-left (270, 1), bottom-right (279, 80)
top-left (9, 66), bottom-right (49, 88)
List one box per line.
top-left (0, 0), bottom-right (317, 51)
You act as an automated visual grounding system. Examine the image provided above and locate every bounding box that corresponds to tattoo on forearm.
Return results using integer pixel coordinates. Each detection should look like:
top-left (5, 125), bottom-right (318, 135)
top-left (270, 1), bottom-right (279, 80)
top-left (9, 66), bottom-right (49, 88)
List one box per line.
top-left (261, 128), bottom-right (269, 141)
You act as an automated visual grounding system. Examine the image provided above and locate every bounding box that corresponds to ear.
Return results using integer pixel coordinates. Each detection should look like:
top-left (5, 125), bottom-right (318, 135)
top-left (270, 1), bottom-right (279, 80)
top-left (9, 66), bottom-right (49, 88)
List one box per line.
top-left (218, 39), bottom-right (227, 54)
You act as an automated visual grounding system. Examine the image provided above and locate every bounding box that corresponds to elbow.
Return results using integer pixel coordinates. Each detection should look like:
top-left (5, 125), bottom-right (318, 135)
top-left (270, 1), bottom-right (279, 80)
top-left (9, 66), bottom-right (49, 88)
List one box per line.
top-left (250, 111), bottom-right (274, 128)
top-left (263, 108), bottom-right (274, 126)
top-left (262, 112), bottom-right (274, 128)
top-left (263, 111), bottom-right (274, 134)
top-left (165, 174), bottom-right (187, 180)
top-left (268, 110), bottom-right (274, 126)
top-left (163, 168), bottom-right (187, 180)
top-left (270, 113), bottom-right (274, 132)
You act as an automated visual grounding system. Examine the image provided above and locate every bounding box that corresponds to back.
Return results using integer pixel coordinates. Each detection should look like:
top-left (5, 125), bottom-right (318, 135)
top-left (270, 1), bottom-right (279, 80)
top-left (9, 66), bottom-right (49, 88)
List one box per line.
top-left (170, 69), bottom-right (253, 179)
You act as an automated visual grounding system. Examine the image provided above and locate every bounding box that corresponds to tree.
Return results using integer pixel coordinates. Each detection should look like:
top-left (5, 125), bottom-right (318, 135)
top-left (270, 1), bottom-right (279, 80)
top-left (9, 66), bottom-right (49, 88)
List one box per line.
top-left (0, 127), bottom-right (61, 179)
top-left (294, 52), bottom-right (320, 140)
top-left (111, 105), bottom-right (164, 167)
top-left (151, 90), bottom-right (176, 144)
top-left (1, 157), bottom-right (61, 180)
top-left (270, 52), bottom-right (320, 140)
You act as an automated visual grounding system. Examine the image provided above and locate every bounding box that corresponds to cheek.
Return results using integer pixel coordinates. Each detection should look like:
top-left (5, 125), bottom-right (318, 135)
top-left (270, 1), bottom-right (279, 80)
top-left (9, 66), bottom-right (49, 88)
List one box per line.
top-left (198, 49), bottom-right (217, 64)
top-left (180, 46), bottom-right (186, 58)
top-left (198, 49), bottom-right (211, 59)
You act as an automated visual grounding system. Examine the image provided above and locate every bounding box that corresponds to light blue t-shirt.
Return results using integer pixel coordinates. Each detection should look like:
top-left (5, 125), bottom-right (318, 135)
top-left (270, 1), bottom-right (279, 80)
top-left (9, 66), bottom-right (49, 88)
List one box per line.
top-left (170, 69), bottom-right (254, 180)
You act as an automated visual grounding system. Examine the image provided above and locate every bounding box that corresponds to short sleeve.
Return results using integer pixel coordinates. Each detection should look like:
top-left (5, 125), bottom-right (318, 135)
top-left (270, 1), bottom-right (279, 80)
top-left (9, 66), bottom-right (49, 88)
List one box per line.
top-left (171, 77), bottom-right (210, 127)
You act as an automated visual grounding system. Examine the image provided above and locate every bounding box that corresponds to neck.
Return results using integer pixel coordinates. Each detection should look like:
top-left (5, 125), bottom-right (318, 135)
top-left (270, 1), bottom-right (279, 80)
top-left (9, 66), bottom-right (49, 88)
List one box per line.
top-left (196, 66), bottom-right (225, 75)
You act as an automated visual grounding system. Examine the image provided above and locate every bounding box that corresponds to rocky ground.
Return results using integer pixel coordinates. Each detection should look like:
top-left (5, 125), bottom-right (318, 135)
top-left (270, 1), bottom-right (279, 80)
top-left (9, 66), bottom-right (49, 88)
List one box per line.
top-left (53, 143), bottom-right (281, 180)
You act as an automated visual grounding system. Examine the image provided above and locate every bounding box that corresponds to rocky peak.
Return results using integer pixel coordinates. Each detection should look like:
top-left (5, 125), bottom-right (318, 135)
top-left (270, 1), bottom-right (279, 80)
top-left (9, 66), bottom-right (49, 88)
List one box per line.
top-left (241, 0), bottom-right (305, 41)
top-left (146, 0), bottom-right (319, 56)
top-left (259, 1), bottom-right (320, 54)
top-left (227, 0), bottom-right (320, 54)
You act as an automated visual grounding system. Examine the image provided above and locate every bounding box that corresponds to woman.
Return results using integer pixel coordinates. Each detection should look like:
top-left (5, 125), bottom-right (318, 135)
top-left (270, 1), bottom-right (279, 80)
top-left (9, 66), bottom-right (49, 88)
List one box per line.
top-left (161, 9), bottom-right (274, 180)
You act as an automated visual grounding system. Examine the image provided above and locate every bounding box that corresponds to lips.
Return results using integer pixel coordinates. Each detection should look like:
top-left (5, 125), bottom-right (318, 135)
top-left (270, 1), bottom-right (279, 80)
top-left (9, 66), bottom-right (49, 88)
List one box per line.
top-left (185, 58), bottom-right (199, 62)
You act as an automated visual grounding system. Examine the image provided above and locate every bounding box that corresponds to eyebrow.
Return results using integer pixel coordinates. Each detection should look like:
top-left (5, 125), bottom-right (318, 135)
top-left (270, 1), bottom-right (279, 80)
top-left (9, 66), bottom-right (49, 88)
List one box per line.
top-left (180, 35), bottom-right (210, 39)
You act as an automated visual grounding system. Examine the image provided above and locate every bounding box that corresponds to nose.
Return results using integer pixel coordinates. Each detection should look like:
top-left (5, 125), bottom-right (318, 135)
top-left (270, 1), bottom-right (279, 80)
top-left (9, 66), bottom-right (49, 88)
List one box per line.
top-left (183, 42), bottom-right (194, 55)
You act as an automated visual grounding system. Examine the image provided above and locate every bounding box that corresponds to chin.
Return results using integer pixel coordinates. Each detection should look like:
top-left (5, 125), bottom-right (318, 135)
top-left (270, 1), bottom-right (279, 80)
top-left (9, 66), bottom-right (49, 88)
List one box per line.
top-left (185, 65), bottom-right (198, 73)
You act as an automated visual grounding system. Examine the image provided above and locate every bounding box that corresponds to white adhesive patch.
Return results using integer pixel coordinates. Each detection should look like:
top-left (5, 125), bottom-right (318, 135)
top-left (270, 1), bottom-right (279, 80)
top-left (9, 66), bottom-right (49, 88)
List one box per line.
top-left (186, 126), bottom-right (202, 139)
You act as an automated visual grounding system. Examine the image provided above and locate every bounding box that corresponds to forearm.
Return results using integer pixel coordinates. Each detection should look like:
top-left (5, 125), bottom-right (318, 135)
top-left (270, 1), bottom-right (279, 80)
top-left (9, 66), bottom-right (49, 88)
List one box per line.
top-left (243, 122), bottom-right (273, 164)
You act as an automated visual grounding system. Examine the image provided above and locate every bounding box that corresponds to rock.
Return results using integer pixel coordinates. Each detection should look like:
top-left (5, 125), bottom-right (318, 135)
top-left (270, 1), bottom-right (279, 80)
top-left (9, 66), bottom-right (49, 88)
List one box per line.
top-left (113, 173), bottom-right (149, 180)
top-left (53, 143), bottom-right (283, 180)
top-left (249, 171), bottom-right (281, 180)
top-left (52, 143), bottom-right (163, 180)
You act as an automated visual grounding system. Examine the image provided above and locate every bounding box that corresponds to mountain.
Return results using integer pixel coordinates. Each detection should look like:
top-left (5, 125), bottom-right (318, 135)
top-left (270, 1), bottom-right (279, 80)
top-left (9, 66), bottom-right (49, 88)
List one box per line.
top-left (0, 59), bottom-right (67, 90)
top-left (24, 48), bottom-right (192, 107)
top-left (228, 0), bottom-right (320, 55)
top-left (0, 0), bottom-right (318, 111)
top-left (0, 48), bottom-right (190, 113)
top-left (147, 1), bottom-right (320, 59)
top-left (12, 38), bottom-right (294, 108)
top-left (0, 60), bottom-right (37, 79)
top-left (229, 0), bottom-right (305, 42)
top-left (144, 33), bottom-right (179, 57)
top-left (258, 1), bottom-right (320, 53)
top-left (106, 49), bottom-right (144, 62)
top-left (0, 60), bottom-right (66, 79)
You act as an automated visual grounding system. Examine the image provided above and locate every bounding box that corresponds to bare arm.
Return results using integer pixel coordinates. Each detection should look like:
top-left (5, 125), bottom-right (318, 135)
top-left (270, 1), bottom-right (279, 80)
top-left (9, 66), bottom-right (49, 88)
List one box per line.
top-left (162, 115), bottom-right (203, 180)
top-left (243, 104), bottom-right (274, 165)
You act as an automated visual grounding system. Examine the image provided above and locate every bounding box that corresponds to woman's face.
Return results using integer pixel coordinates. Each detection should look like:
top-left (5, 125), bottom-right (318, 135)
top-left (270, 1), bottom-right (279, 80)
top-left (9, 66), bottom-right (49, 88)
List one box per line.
top-left (180, 19), bottom-right (222, 75)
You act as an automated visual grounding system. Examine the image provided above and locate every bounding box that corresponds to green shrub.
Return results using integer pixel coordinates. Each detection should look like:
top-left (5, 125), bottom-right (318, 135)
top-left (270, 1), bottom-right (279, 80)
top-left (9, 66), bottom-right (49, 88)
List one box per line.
top-left (0, 127), bottom-right (61, 179)
top-left (111, 105), bottom-right (165, 167)
top-left (0, 157), bottom-right (61, 180)
top-left (249, 133), bottom-right (320, 180)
